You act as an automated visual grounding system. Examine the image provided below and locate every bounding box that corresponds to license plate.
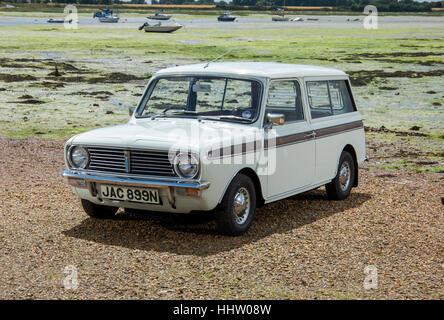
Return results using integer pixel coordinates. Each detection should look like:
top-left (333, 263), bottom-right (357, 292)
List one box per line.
top-left (100, 185), bottom-right (160, 204)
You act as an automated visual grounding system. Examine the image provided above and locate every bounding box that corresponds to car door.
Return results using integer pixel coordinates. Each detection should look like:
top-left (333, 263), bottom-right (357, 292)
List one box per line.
top-left (305, 79), bottom-right (360, 182)
top-left (264, 79), bottom-right (316, 199)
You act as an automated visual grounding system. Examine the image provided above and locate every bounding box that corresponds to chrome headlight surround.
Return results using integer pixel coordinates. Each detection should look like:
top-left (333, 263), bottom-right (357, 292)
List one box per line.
top-left (67, 146), bottom-right (90, 169)
top-left (173, 153), bottom-right (199, 179)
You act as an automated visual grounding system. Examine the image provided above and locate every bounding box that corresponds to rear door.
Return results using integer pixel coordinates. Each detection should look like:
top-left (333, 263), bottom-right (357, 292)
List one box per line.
top-left (305, 78), bottom-right (363, 182)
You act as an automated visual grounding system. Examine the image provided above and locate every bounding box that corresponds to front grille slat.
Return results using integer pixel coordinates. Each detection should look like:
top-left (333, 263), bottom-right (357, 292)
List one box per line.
top-left (90, 159), bottom-right (126, 165)
top-left (85, 147), bottom-right (177, 177)
top-left (88, 149), bottom-right (125, 155)
top-left (89, 166), bottom-right (127, 172)
top-left (131, 158), bottom-right (170, 164)
top-left (90, 162), bottom-right (125, 169)
top-left (90, 155), bottom-right (125, 161)
top-left (132, 165), bottom-right (173, 171)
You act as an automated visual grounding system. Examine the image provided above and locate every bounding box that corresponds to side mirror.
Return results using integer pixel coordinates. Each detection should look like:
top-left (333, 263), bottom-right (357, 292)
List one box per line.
top-left (265, 113), bottom-right (285, 129)
top-left (129, 107), bottom-right (136, 117)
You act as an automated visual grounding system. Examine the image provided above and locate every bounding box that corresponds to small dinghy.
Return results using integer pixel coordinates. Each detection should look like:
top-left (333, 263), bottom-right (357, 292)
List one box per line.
top-left (138, 22), bottom-right (182, 33)
top-left (217, 12), bottom-right (236, 22)
top-left (47, 18), bottom-right (71, 24)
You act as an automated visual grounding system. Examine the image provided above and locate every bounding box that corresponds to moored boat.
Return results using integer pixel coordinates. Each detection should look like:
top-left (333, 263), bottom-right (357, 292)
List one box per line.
top-left (272, 4), bottom-right (290, 21)
top-left (148, 11), bottom-right (171, 20)
top-left (98, 16), bottom-right (119, 23)
top-left (47, 18), bottom-right (71, 24)
top-left (138, 22), bottom-right (182, 33)
top-left (94, 4), bottom-right (120, 23)
top-left (218, 12), bottom-right (236, 22)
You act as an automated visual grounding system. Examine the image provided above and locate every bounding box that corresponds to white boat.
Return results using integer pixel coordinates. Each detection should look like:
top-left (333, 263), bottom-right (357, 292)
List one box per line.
top-left (148, 11), bottom-right (171, 21)
top-left (218, 12), bottom-right (236, 22)
top-left (139, 22), bottom-right (182, 33)
top-left (99, 16), bottom-right (119, 23)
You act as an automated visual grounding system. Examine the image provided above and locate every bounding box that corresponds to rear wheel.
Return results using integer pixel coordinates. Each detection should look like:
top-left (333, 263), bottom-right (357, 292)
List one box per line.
top-left (216, 174), bottom-right (256, 236)
top-left (326, 151), bottom-right (356, 200)
top-left (81, 199), bottom-right (118, 219)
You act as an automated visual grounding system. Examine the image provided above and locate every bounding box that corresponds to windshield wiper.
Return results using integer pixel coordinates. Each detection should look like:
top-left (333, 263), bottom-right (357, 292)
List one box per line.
top-left (167, 110), bottom-right (198, 115)
top-left (198, 115), bottom-right (252, 123)
top-left (140, 109), bottom-right (197, 119)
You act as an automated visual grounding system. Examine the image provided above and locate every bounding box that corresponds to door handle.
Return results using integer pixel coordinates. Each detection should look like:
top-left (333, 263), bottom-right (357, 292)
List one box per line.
top-left (305, 131), bottom-right (316, 138)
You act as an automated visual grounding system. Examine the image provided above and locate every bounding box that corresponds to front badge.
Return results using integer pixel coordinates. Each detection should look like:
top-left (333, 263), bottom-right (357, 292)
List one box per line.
top-left (124, 151), bottom-right (131, 173)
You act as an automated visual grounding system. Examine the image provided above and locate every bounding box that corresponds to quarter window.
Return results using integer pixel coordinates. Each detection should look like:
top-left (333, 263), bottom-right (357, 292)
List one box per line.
top-left (307, 80), bottom-right (355, 119)
top-left (266, 80), bottom-right (304, 123)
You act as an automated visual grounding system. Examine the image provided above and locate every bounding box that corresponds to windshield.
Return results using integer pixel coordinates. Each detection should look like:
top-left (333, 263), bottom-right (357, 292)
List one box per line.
top-left (136, 76), bottom-right (262, 123)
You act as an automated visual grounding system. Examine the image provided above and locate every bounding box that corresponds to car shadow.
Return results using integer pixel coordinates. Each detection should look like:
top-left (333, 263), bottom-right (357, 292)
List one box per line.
top-left (62, 189), bottom-right (371, 257)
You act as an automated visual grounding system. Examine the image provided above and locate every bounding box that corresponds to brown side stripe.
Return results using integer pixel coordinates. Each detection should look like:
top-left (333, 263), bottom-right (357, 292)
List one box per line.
top-left (264, 131), bottom-right (312, 149)
top-left (208, 120), bottom-right (364, 159)
top-left (315, 120), bottom-right (363, 138)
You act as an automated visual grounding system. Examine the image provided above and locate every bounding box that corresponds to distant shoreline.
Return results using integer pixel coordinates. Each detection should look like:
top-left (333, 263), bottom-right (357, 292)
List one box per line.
top-left (1, 3), bottom-right (443, 16)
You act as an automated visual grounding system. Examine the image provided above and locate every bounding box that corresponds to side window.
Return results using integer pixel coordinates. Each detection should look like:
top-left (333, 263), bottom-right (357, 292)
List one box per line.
top-left (266, 80), bottom-right (304, 123)
top-left (307, 80), bottom-right (355, 119)
top-left (328, 80), bottom-right (355, 115)
top-left (307, 81), bottom-right (332, 119)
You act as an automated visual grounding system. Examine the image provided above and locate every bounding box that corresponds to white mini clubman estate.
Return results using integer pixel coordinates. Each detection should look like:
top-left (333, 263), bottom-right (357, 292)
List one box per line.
top-left (63, 62), bottom-right (367, 236)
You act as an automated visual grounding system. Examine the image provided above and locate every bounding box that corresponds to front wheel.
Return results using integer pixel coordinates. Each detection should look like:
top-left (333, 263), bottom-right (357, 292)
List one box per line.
top-left (325, 151), bottom-right (356, 200)
top-left (216, 174), bottom-right (256, 236)
top-left (81, 199), bottom-right (118, 219)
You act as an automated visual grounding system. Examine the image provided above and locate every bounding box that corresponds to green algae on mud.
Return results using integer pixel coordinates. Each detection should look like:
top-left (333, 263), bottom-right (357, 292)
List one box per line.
top-left (0, 16), bottom-right (443, 143)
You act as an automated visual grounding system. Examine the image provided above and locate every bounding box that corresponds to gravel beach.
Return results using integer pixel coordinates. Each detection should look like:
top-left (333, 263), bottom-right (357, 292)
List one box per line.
top-left (0, 136), bottom-right (442, 299)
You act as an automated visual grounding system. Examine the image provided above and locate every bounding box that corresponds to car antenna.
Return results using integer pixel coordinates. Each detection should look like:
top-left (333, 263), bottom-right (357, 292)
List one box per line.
top-left (204, 49), bottom-right (232, 68)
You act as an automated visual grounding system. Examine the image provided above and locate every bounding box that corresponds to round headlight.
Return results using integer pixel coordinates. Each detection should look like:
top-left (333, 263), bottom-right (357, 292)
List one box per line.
top-left (69, 146), bottom-right (89, 169)
top-left (173, 153), bottom-right (199, 179)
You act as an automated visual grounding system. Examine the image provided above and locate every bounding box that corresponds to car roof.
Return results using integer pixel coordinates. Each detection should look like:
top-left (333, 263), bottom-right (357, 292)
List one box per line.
top-left (155, 62), bottom-right (347, 78)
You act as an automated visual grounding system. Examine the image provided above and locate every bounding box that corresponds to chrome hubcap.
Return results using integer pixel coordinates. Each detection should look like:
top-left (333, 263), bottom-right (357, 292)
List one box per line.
top-left (339, 161), bottom-right (351, 191)
top-left (233, 187), bottom-right (250, 225)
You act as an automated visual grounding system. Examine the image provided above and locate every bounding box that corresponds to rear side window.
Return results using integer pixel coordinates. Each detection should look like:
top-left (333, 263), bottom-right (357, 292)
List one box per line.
top-left (266, 80), bottom-right (304, 123)
top-left (307, 80), bottom-right (355, 119)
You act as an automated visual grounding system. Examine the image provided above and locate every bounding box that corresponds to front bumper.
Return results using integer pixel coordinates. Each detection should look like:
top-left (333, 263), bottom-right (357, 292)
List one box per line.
top-left (61, 170), bottom-right (210, 209)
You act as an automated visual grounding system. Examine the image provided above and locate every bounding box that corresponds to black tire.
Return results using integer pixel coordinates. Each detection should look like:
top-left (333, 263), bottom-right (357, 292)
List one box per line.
top-left (326, 151), bottom-right (356, 200)
top-left (216, 174), bottom-right (256, 236)
top-left (81, 199), bottom-right (118, 219)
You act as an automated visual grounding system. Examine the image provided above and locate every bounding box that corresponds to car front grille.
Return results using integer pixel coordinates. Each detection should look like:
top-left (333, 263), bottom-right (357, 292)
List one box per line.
top-left (86, 146), bottom-right (177, 177)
